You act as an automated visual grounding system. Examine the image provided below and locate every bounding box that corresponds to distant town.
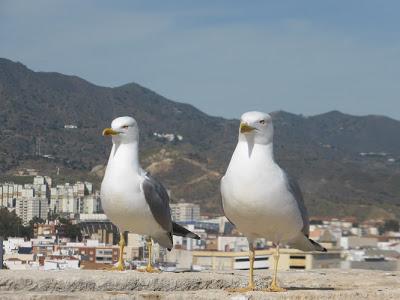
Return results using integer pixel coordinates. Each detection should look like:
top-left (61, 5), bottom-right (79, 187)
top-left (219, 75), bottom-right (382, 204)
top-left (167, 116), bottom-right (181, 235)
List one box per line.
top-left (0, 169), bottom-right (399, 272)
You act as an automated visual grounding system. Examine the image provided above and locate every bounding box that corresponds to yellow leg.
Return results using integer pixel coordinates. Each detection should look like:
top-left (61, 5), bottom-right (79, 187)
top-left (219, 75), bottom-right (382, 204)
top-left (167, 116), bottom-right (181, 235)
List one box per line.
top-left (138, 239), bottom-right (160, 273)
top-left (227, 247), bottom-right (255, 292)
top-left (113, 233), bottom-right (125, 271)
top-left (265, 245), bottom-right (286, 292)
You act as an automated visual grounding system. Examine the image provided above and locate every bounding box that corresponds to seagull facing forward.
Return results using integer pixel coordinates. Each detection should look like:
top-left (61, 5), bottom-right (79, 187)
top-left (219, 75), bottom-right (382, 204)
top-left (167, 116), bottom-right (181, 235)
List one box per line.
top-left (221, 111), bottom-right (326, 292)
top-left (101, 116), bottom-right (199, 271)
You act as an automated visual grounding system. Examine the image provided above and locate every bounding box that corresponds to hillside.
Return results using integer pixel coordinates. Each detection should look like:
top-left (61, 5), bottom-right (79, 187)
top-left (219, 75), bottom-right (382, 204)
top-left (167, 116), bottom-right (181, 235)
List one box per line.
top-left (0, 58), bottom-right (399, 220)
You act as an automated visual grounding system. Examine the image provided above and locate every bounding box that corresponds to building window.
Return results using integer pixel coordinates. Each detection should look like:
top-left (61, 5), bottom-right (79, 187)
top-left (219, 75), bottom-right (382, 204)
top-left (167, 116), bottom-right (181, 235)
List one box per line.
top-left (289, 255), bottom-right (306, 259)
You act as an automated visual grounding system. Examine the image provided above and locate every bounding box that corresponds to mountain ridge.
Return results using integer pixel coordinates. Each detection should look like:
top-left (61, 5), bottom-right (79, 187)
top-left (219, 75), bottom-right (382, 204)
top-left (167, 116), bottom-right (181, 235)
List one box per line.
top-left (1, 57), bottom-right (399, 220)
top-left (2, 58), bottom-right (399, 123)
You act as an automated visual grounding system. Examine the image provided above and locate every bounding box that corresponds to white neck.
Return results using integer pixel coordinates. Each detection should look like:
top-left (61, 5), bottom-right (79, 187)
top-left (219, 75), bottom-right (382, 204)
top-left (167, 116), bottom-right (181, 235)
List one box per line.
top-left (259, 142), bottom-right (275, 163)
top-left (107, 141), bottom-right (141, 174)
top-left (227, 141), bottom-right (276, 175)
top-left (237, 140), bottom-right (274, 161)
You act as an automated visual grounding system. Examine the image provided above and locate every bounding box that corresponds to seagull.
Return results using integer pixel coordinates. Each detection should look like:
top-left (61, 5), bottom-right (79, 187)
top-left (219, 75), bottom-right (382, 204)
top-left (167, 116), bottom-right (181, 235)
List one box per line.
top-left (101, 116), bottom-right (200, 271)
top-left (221, 111), bottom-right (326, 292)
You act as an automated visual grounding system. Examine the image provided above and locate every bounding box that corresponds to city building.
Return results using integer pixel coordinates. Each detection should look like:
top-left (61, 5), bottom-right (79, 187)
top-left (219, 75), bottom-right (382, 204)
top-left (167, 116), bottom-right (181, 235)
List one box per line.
top-left (1, 176), bottom-right (100, 224)
top-left (33, 223), bottom-right (59, 238)
top-left (59, 241), bottom-right (119, 264)
top-left (191, 249), bottom-right (341, 271)
top-left (16, 197), bottom-right (48, 225)
top-left (217, 236), bottom-right (249, 252)
top-left (170, 202), bottom-right (200, 222)
top-left (340, 236), bottom-right (378, 250)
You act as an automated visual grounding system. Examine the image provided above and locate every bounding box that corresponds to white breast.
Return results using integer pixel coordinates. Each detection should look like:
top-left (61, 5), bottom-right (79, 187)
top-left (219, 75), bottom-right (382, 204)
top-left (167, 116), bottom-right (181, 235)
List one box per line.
top-left (100, 144), bottom-right (163, 236)
top-left (221, 143), bottom-right (303, 243)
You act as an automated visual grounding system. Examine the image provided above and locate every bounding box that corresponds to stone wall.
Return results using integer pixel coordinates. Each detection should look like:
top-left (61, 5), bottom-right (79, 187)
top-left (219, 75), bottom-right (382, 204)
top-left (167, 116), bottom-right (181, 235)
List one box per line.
top-left (0, 269), bottom-right (399, 299)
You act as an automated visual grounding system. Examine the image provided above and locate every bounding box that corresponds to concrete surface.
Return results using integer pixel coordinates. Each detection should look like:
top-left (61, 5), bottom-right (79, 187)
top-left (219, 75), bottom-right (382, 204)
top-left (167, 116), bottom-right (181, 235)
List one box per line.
top-left (0, 269), bottom-right (399, 299)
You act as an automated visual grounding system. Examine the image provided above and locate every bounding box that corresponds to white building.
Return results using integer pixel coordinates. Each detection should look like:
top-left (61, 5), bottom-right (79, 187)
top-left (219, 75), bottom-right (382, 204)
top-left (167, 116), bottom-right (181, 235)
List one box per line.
top-left (340, 236), bottom-right (378, 250)
top-left (16, 197), bottom-right (49, 225)
top-left (33, 176), bottom-right (45, 185)
top-left (2, 177), bottom-right (99, 218)
top-left (170, 203), bottom-right (200, 222)
top-left (61, 196), bottom-right (78, 214)
top-left (3, 238), bottom-right (29, 254)
top-left (44, 259), bottom-right (80, 270)
top-left (217, 236), bottom-right (249, 252)
top-left (80, 194), bottom-right (101, 214)
top-left (0, 184), bottom-right (23, 207)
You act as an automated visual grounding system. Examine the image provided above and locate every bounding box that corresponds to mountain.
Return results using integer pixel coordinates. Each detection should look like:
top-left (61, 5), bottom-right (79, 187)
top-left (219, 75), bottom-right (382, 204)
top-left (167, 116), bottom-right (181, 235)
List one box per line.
top-left (1, 58), bottom-right (400, 220)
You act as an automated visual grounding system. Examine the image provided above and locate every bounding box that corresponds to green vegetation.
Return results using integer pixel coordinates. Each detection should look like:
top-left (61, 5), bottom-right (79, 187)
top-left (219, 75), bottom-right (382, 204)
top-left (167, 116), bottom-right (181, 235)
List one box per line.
top-left (383, 219), bottom-right (400, 232)
top-left (0, 208), bottom-right (82, 240)
top-left (0, 176), bottom-right (34, 185)
top-left (1, 58), bottom-right (400, 220)
top-left (58, 218), bottom-right (82, 241)
top-left (0, 208), bottom-right (31, 238)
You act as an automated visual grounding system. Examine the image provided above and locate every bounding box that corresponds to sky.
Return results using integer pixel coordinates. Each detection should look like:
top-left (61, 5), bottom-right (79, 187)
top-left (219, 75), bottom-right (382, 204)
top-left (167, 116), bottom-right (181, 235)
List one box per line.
top-left (1, 0), bottom-right (400, 119)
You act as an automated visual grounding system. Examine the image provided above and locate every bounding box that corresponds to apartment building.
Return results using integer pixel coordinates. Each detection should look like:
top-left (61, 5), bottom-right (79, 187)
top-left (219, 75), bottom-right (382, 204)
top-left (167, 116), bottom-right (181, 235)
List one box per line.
top-left (0, 176), bottom-right (100, 223)
top-left (16, 197), bottom-right (49, 225)
top-left (60, 242), bottom-right (119, 264)
top-left (192, 249), bottom-right (341, 271)
top-left (0, 184), bottom-right (23, 207)
top-left (170, 202), bottom-right (200, 222)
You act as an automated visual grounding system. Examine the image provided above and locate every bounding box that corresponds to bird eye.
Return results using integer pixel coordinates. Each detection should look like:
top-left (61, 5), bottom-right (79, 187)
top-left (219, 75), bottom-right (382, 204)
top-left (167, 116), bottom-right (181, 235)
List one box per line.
top-left (259, 120), bottom-right (266, 124)
top-left (122, 125), bottom-right (129, 129)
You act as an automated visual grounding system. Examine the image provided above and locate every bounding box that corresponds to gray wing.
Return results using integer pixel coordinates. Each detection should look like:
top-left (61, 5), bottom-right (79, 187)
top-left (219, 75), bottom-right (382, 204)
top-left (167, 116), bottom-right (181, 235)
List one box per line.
top-left (283, 171), bottom-right (310, 237)
top-left (142, 173), bottom-right (173, 233)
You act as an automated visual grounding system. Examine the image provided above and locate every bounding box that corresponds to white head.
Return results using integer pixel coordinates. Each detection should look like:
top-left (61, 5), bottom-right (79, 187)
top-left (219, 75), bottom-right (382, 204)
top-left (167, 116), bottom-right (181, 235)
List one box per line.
top-left (239, 111), bottom-right (274, 145)
top-left (102, 116), bottom-right (139, 144)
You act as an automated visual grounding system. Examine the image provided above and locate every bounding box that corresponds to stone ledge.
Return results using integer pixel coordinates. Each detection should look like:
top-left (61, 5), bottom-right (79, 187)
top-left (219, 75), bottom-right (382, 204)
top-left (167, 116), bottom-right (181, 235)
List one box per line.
top-left (0, 269), bottom-right (399, 299)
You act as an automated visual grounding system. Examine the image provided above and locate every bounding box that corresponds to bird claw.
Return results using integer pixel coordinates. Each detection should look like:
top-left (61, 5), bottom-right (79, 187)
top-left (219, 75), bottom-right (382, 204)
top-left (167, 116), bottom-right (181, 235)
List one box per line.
top-left (112, 263), bottom-right (125, 271)
top-left (263, 283), bottom-right (286, 292)
top-left (137, 266), bottom-right (161, 273)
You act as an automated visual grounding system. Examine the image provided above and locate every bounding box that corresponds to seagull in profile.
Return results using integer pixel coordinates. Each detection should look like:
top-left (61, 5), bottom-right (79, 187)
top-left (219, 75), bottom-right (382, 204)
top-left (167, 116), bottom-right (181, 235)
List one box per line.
top-left (221, 111), bottom-right (326, 292)
top-left (101, 116), bottom-right (200, 271)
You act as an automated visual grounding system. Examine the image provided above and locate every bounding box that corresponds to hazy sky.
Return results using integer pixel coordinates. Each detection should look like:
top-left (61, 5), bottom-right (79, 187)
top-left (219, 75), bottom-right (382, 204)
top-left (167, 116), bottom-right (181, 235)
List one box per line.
top-left (1, 0), bottom-right (400, 119)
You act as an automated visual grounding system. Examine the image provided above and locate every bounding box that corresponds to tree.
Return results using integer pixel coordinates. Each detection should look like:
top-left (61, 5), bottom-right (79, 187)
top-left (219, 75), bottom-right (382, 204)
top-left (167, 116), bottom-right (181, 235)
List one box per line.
top-left (64, 223), bottom-right (82, 241)
top-left (26, 216), bottom-right (46, 238)
top-left (47, 210), bottom-right (59, 221)
top-left (383, 219), bottom-right (399, 232)
top-left (29, 216), bottom-right (45, 227)
top-left (56, 217), bottom-right (82, 241)
top-left (0, 208), bottom-right (31, 238)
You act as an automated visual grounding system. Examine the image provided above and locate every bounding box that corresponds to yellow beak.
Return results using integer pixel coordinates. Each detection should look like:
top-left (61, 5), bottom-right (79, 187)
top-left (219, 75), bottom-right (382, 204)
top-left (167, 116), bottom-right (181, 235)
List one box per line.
top-left (240, 123), bottom-right (256, 133)
top-left (102, 128), bottom-right (119, 136)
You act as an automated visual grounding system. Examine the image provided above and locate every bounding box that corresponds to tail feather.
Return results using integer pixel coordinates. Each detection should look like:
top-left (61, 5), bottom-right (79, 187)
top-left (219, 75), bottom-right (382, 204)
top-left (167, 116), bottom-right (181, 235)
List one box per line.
top-left (172, 222), bottom-right (200, 239)
top-left (289, 234), bottom-right (327, 252)
top-left (309, 238), bottom-right (327, 252)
